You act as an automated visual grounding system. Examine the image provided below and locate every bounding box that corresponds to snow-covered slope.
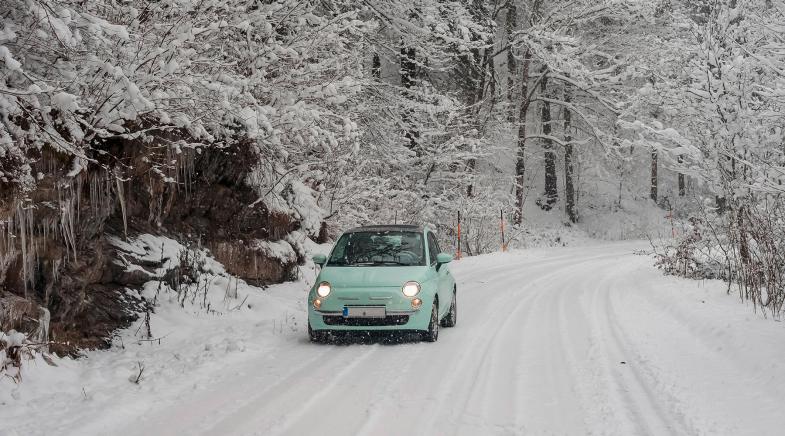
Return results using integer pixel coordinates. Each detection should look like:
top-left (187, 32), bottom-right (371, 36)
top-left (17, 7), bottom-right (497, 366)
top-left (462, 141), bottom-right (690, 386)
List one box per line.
top-left (3, 242), bottom-right (784, 436)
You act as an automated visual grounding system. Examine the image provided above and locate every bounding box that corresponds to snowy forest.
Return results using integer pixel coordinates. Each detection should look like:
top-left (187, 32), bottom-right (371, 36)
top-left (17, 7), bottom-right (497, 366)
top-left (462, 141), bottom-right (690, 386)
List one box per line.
top-left (4, 0), bottom-right (785, 433)
top-left (2, 0), bottom-right (785, 365)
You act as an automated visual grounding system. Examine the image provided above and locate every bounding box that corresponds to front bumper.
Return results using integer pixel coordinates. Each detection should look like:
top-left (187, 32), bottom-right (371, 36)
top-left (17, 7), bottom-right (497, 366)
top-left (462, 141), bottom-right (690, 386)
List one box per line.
top-left (308, 301), bottom-right (432, 332)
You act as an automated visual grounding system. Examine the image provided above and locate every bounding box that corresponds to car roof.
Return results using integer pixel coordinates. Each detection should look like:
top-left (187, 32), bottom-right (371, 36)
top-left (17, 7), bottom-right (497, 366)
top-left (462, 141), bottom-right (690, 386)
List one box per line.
top-left (345, 224), bottom-right (433, 234)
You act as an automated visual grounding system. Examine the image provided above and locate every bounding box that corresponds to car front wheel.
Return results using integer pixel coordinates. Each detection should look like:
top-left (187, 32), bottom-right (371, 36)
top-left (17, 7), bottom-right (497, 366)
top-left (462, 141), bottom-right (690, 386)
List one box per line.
top-left (308, 322), bottom-right (328, 343)
top-left (422, 301), bottom-right (439, 342)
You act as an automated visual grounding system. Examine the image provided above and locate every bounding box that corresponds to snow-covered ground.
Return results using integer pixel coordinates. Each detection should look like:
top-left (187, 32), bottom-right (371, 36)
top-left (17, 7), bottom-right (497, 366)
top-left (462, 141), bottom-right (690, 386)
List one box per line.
top-left (3, 241), bottom-right (785, 436)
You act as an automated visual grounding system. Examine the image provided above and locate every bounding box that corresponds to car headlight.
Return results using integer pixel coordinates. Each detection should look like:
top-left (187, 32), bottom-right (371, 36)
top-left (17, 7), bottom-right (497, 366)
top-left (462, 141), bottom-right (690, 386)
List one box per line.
top-left (317, 281), bottom-right (331, 298)
top-left (402, 281), bottom-right (421, 297)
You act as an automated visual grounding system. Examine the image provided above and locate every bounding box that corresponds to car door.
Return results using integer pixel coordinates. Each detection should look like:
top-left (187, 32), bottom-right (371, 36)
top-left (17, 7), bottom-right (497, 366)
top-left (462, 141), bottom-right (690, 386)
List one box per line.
top-left (427, 231), bottom-right (451, 318)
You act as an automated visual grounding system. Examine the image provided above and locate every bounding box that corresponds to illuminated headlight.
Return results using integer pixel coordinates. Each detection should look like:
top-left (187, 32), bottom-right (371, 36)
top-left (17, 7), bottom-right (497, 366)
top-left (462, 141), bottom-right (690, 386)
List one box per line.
top-left (402, 281), bottom-right (421, 297)
top-left (316, 282), bottom-right (331, 298)
top-left (313, 298), bottom-right (322, 310)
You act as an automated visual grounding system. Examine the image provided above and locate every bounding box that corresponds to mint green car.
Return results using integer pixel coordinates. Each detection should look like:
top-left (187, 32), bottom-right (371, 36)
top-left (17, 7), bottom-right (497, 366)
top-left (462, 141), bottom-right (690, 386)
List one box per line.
top-left (307, 225), bottom-right (457, 342)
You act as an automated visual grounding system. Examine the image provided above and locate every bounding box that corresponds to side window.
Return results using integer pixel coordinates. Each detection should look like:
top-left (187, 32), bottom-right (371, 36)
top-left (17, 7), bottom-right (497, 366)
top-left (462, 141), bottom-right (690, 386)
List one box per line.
top-left (427, 233), bottom-right (439, 265)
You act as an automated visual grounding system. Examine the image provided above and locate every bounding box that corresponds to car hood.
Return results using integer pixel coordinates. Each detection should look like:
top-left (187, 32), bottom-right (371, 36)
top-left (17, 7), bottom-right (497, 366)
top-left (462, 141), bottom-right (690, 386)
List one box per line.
top-left (317, 265), bottom-right (430, 289)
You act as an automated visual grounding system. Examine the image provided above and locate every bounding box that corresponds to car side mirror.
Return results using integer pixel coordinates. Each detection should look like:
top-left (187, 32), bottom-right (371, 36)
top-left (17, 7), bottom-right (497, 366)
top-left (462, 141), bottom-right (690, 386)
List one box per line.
top-left (436, 253), bottom-right (453, 264)
top-left (312, 254), bottom-right (327, 266)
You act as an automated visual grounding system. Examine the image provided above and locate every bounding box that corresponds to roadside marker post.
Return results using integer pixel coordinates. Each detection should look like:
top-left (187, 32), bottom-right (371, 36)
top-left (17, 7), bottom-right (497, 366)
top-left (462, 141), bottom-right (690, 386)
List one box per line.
top-left (666, 209), bottom-right (676, 238)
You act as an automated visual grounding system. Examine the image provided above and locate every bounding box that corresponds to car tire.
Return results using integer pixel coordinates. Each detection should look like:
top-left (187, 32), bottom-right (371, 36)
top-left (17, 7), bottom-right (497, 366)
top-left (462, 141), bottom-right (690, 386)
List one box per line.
top-left (308, 322), bottom-right (327, 343)
top-left (422, 301), bottom-right (439, 342)
top-left (441, 290), bottom-right (457, 328)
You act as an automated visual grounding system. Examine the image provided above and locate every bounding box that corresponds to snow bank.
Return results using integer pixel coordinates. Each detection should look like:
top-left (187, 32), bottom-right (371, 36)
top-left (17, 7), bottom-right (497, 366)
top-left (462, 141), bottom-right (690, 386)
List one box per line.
top-left (1, 233), bottom-right (323, 432)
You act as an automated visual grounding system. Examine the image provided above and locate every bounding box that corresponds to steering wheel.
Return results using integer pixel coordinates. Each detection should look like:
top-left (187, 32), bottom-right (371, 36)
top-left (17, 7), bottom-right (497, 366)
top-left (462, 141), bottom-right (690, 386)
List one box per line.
top-left (397, 250), bottom-right (418, 263)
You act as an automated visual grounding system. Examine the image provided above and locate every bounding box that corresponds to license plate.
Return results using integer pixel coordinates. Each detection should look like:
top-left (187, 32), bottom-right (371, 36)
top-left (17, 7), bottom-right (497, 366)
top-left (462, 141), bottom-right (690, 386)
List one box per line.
top-left (343, 306), bottom-right (386, 318)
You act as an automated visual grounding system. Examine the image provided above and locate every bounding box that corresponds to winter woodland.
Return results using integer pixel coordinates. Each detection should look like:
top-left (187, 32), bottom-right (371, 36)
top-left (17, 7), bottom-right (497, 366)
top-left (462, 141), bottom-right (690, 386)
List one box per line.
top-left (1, 0), bottom-right (785, 378)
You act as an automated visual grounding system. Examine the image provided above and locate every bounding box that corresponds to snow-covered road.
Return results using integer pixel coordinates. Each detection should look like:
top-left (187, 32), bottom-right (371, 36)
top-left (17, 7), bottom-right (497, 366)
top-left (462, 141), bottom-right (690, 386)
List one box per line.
top-left (7, 242), bottom-right (785, 435)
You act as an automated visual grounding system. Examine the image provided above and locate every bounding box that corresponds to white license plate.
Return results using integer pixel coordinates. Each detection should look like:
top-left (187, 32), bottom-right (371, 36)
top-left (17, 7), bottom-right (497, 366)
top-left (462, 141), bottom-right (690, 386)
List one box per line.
top-left (343, 306), bottom-right (386, 318)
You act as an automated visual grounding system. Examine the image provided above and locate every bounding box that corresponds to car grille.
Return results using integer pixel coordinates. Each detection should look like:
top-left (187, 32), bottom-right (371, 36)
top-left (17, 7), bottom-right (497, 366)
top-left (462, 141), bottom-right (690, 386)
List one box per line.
top-left (322, 315), bottom-right (410, 326)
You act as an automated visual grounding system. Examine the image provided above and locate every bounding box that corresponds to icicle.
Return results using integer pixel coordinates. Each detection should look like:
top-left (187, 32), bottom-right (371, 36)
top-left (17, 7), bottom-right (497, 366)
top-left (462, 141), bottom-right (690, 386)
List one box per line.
top-left (58, 184), bottom-right (78, 262)
top-left (0, 217), bottom-right (17, 285)
top-left (181, 148), bottom-right (195, 199)
top-left (35, 306), bottom-right (50, 343)
top-left (76, 175), bottom-right (82, 223)
top-left (106, 169), bottom-right (114, 218)
top-left (49, 259), bottom-right (60, 306)
top-left (42, 212), bottom-right (48, 250)
top-left (69, 194), bottom-right (77, 261)
top-left (18, 204), bottom-right (28, 299)
top-left (93, 173), bottom-right (98, 216)
top-left (14, 203), bottom-right (37, 299)
top-left (115, 171), bottom-right (128, 239)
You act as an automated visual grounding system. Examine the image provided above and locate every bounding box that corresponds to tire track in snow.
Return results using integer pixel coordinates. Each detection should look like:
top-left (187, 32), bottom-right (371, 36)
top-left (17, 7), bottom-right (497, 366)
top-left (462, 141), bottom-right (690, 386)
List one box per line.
top-left (602, 264), bottom-right (696, 435)
top-left (587, 262), bottom-right (653, 435)
top-left (394, 256), bottom-right (578, 436)
top-left (197, 344), bottom-right (375, 435)
top-left (353, 342), bottom-right (428, 436)
top-left (124, 340), bottom-right (334, 436)
top-left (505, 254), bottom-right (622, 435)
top-left (211, 253), bottom-right (581, 436)
top-left (586, 256), bottom-right (689, 436)
top-left (410, 261), bottom-right (559, 435)
top-left (445, 272), bottom-right (547, 434)
top-left (438, 250), bottom-right (631, 435)
top-left (546, 257), bottom-right (605, 432)
top-left (267, 345), bottom-right (382, 436)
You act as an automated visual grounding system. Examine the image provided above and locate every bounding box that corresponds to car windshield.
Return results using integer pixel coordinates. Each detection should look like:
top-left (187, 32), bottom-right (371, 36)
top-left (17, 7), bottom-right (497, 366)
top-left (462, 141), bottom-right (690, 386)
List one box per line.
top-left (327, 231), bottom-right (426, 266)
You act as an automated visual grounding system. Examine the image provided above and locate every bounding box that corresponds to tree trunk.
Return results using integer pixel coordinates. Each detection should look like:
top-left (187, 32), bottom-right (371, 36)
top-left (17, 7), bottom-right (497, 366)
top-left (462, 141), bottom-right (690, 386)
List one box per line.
top-left (400, 44), bottom-right (418, 151)
top-left (466, 33), bottom-right (492, 198)
top-left (513, 1), bottom-right (542, 225)
top-left (716, 195), bottom-right (727, 214)
top-left (541, 72), bottom-right (558, 210)
top-left (564, 88), bottom-right (577, 223)
top-left (513, 49), bottom-right (532, 225)
top-left (487, 36), bottom-right (496, 101)
top-left (651, 150), bottom-right (658, 202)
top-left (615, 124), bottom-right (631, 209)
top-left (466, 158), bottom-right (477, 197)
top-left (401, 46), bottom-right (416, 88)
top-left (506, 3), bottom-right (517, 122)
top-left (677, 155), bottom-right (686, 196)
top-left (372, 52), bottom-right (381, 79)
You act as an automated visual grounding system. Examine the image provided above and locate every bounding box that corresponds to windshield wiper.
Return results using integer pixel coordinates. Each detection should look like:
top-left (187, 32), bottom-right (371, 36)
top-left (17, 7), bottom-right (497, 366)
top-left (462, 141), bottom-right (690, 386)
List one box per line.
top-left (352, 261), bottom-right (409, 266)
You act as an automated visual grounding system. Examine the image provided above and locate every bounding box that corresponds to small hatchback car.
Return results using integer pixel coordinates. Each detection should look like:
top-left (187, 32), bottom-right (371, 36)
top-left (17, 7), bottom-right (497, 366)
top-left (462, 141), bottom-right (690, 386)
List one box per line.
top-left (308, 225), bottom-right (457, 342)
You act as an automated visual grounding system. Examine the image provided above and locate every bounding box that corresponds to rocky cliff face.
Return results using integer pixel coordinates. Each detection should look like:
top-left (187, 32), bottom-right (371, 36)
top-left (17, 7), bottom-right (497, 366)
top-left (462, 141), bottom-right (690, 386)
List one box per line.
top-left (0, 137), bottom-right (318, 355)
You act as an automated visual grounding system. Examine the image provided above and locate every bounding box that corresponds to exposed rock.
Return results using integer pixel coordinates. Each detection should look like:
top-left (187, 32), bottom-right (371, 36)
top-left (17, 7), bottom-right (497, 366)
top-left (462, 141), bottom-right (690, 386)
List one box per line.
top-left (210, 240), bottom-right (298, 286)
top-left (0, 137), bottom-right (312, 355)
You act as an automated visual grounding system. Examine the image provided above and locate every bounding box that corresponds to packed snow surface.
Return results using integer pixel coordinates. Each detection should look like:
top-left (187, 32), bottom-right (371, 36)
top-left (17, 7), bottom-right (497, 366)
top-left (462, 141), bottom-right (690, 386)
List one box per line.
top-left (4, 242), bottom-right (785, 436)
